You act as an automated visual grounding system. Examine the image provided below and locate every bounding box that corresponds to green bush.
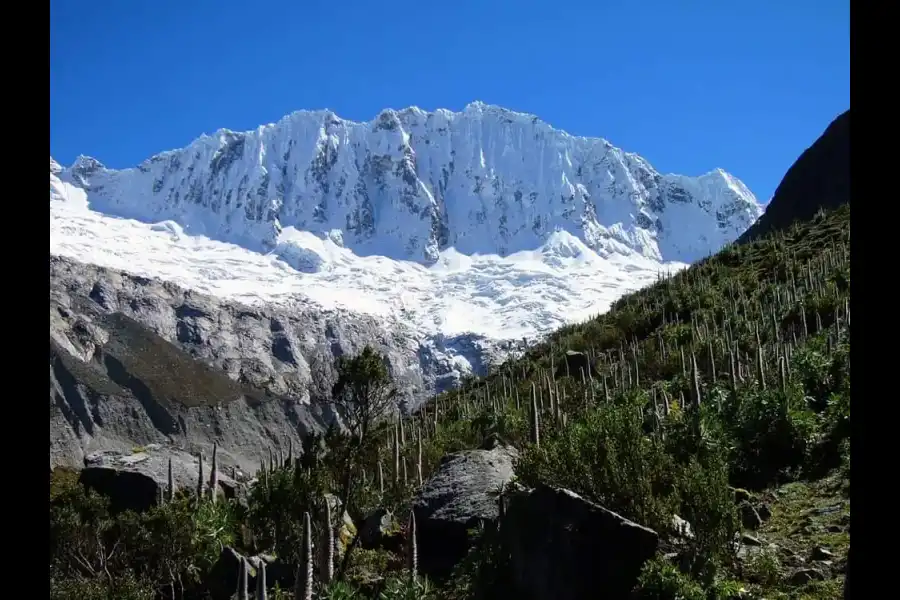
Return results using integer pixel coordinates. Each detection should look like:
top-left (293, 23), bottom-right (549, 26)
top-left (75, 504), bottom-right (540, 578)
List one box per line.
top-left (516, 401), bottom-right (679, 534)
top-left (632, 557), bottom-right (705, 600)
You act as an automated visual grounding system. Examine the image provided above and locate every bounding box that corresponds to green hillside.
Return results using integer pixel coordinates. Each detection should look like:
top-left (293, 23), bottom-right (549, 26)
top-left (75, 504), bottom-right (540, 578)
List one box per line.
top-left (50, 205), bottom-right (850, 600)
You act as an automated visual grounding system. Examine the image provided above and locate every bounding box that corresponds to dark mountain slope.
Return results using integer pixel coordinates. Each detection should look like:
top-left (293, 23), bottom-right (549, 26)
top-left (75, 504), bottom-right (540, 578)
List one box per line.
top-left (738, 109), bottom-right (849, 243)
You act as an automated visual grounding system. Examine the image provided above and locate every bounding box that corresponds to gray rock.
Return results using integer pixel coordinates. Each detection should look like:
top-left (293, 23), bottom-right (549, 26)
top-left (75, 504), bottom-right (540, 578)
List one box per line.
top-left (790, 567), bottom-right (826, 585)
top-left (502, 486), bottom-right (659, 600)
top-left (205, 547), bottom-right (245, 600)
top-left (79, 447), bottom-right (239, 512)
top-left (555, 350), bottom-right (593, 379)
top-left (740, 501), bottom-right (764, 530)
top-left (360, 508), bottom-right (402, 552)
top-left (50, 255), bottom-right (514, 473)
top-left (412, 443), bottom-right (518, 577)
top-left (206, 548), bottom-right (293, 600)
top-left (79, 466), bottom-right (160, 514)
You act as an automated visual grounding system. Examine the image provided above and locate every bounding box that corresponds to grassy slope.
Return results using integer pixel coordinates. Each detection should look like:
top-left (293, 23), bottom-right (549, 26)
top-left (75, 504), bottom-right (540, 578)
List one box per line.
top-left (420, 203), bottom-right (850, 598)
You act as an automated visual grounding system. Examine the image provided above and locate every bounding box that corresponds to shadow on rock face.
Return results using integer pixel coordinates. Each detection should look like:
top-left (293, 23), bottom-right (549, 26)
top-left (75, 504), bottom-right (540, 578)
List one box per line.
top-left (79, 467), bottom-right (160, 513)
top-left (502, 486), bottom-right (659, 600)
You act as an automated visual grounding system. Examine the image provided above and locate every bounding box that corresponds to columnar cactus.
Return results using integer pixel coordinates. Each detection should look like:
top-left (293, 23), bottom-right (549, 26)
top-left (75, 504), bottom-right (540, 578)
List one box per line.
top-left (255, 560), bottom-right (267, 600)
top-left (167, 457), bottom-right (175, 503)
top-left (197, 452), bottom-right (204, 502)
top-left (296, 511), bottom-right (314, 600)
top-left (530, 382), bottom-right (540, 447)
top-left (416, 432), bottom-right (424, 487)
top-left (321, 496), bottom-right (334, 584)
top-left (407, 509), bottom-right (418, 582)
top-left (209, 442), bottom-right (219, 505)
top-left (755, 325), bottom-right (766, 390)
top-left (238, 557), bottom-right (249, 600)
top-left (393, 423), bottom-right (401, 487)
top-left (691, 352), bottom-right (702, 408)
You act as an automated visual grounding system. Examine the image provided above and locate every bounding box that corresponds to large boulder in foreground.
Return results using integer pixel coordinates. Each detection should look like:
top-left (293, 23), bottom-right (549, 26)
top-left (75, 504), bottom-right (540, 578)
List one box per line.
top-left (502, 486), bottom-right (659, 600)
top-left (413, 439), bottom-right (518, 577)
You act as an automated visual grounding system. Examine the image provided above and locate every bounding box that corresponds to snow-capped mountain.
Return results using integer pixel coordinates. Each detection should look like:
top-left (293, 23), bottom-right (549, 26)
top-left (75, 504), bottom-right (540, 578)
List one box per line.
top-left (50, 102), bottom-right (762, 391)
top-left (58, 101), bottom-right (761, 265)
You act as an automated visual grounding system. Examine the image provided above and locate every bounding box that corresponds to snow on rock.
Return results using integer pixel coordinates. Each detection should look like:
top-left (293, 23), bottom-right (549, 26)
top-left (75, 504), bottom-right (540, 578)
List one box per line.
top-left (54, 102), bottom-right (762, 265)
top-left (49, 102), bottom-right (761, 395)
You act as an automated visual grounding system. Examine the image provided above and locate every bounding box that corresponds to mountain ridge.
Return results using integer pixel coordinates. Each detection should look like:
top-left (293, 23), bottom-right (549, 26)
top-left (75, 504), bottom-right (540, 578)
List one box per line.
top-left (53, 101), bottom-right (762, 266)
top-left (738, 108), bottom-right (849, 243)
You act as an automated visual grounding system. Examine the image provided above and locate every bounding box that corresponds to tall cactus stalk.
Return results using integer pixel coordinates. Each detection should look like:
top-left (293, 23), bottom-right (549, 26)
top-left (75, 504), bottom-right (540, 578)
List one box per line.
top-left (691, 352), bottom-right (702, 408)
top-left (632, 345), bottom-right (640, 388)
top-left (416, 432), bottom-right (424, 487)
top-left (196, 452), bottom-right (204, 502)
top-left (238, 557), bottom-right (249, 600)
top-left (408, 509), bottom-right (418, 582)
top-left (209, 442), bottom-right (219, 505)
top-left (779, 355), bottom-right (788, 396)
top-left (255, 560), bottom-right (267, 600)
top-left (295, 511), bottom-right (314, 600)
top-left (378, 460), bottom-right (385, 496)
top-left (756, 325), bottom-right (767, 390)
top-left (393, 423), bottom-right (401, 486)
top-left (321, 496), bottom-right (334, 584)
top-left (530, 382), bottom-right (541, 446)
top-left (167, 457), bottom-right (175, 503)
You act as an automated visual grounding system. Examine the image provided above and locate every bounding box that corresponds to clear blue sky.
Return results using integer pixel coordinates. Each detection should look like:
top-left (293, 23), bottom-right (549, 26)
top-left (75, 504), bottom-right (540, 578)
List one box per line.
top-left (50, 0), bottom-right (848, 202)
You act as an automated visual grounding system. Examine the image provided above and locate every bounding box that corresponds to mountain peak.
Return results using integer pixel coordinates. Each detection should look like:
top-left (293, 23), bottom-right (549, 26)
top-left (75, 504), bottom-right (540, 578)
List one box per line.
top-left (52, 103), bottom-right (762, 265)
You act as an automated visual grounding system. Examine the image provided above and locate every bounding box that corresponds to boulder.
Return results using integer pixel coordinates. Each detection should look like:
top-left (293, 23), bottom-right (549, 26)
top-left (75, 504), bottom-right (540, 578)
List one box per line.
top-left (502, 486), bottom-right (659, 600)
top-left (205, 547), bottom-right (292, 600)
top-left (413, 443), bottom-right (518, 577)
top-left (80, 446), bottom-right (239, 512)
top-left (360, 508), bottom-right (402, 552)
top-left (555, 351), bottom-right (594, 379)
top-left (79, 466), bottom-right (160, 513)
top-left (205, 546), bottom-right (245, 600)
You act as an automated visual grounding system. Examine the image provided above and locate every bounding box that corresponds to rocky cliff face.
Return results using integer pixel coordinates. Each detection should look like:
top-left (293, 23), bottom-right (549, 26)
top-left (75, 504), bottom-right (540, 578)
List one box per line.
top-left (49, 255), bottom-right (516, 470)
top-left (738, 109), bottom-right (849, 243)
top-left (60, 102), bottom-right (761, 265)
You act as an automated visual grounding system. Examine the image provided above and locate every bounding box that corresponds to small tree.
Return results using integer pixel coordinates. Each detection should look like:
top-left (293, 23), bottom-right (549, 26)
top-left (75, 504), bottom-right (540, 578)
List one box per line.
top-left (331, 346), bottom-right (398, 512)
top-left (332, 346), bottom-right (398, 444)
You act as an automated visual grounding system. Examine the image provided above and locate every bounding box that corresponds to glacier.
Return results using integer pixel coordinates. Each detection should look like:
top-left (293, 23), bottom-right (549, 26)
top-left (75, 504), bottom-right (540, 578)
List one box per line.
top-left (50, 101), bottom-right (762, 350)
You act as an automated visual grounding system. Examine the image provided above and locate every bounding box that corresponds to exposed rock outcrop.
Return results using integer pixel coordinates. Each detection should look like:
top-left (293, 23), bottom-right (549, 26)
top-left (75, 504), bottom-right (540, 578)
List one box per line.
top-left (412, 442), bottom-right (518, 577)
top-left (78, 446), bottom-right (240, 513)
top-left (739, 109), bottom-right (849, 243)
top-left (49, 255), bottom-right (510, 472)
top-left (501, 486), bottom-right (659, 600)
